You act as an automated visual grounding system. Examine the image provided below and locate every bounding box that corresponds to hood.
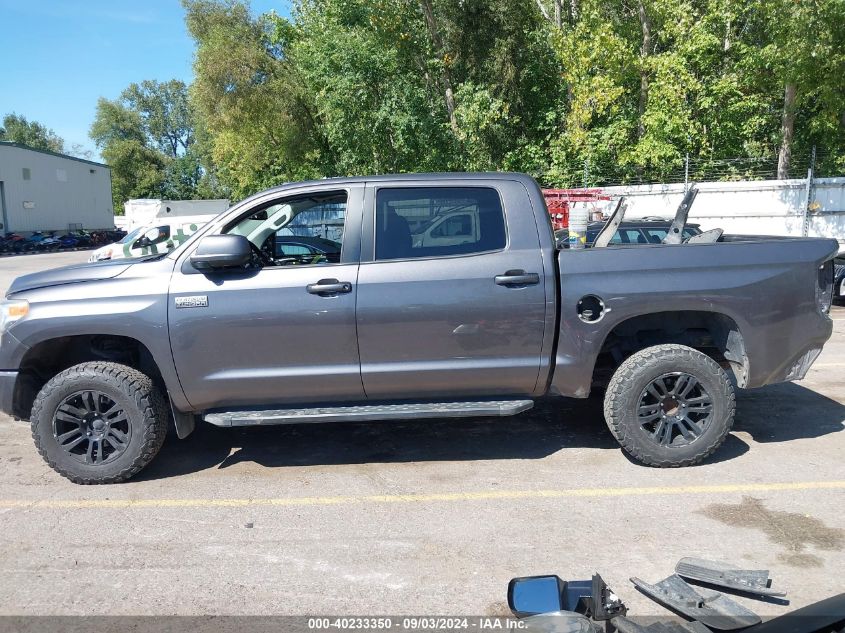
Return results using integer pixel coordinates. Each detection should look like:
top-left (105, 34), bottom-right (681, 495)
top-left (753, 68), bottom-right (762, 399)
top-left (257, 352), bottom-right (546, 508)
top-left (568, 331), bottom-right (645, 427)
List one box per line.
top-left (6, 258), bottom-right (137, 296)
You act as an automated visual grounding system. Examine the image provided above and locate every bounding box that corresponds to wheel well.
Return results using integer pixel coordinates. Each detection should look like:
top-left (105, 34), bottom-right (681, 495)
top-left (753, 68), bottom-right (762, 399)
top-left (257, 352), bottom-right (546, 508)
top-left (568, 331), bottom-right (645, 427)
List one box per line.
top-left (593, 311), bottom-right (747, 388)
top-left (13, 335), bottom-right (164, 420)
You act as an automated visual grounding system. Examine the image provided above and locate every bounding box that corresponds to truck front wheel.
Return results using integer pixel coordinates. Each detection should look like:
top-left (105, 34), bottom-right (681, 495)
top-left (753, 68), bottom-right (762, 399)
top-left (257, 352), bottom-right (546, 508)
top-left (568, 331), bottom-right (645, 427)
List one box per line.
top-left (603, 344), bottom-right (735, 467)
top-left (30, 362), bottom-right (168, 484)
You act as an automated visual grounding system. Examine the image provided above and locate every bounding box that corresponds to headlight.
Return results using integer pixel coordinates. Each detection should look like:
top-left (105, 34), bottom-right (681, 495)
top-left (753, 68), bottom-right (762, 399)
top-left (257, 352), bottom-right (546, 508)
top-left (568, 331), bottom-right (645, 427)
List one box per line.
top-left (0, 300), bottom-right (29, 334)
top-left (89, 248), bottom-right (112, 263)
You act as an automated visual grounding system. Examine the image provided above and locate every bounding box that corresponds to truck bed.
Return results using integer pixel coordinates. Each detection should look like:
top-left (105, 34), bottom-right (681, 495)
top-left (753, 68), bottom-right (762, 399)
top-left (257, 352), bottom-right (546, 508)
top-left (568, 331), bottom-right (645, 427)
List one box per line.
top-left (548, 235), bottom-right (838, 398)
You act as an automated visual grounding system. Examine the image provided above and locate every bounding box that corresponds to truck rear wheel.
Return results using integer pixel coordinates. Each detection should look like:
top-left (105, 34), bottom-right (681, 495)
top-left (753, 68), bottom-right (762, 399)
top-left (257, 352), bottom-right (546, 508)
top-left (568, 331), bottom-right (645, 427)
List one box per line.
top-left (30, 362), bottom-right (168, 484)
top-left (603, 344), bottom-right (735, 467)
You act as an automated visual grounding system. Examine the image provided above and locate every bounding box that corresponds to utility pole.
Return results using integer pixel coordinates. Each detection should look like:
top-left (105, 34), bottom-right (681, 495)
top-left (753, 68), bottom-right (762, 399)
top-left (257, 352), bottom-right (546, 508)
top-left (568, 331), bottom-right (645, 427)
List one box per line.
top-left (684, 153), bottom-right (690, 193)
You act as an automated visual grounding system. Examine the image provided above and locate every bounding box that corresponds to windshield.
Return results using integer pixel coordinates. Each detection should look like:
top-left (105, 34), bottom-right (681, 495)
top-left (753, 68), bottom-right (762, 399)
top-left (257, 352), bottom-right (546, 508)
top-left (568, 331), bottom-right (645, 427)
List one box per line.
top-left (118, 226), bottom-right (145, 244)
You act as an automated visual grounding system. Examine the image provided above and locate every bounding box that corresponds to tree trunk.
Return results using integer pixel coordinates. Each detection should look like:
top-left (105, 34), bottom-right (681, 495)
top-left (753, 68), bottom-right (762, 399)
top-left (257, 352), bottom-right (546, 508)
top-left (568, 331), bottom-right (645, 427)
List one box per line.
top-left (418, 0), bottom-right (459, 136)
top-left (777, 83), bottom-right (797, 179)
top-left (534, 0), bottom-right (551, 22)
top-left (637, 1), bottom-right (652, 141)
top-left (535, 0), bottom-right (565, 27)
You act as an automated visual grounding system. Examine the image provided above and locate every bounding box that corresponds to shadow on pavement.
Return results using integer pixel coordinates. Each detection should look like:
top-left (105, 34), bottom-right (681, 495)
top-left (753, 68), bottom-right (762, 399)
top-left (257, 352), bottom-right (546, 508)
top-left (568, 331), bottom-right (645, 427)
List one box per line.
top-left (135, 383), bottom-right (842, 481)
top-left (734, 382), bottom-right (845, 443)
top-left (138, 397), bottom-right (616, 481)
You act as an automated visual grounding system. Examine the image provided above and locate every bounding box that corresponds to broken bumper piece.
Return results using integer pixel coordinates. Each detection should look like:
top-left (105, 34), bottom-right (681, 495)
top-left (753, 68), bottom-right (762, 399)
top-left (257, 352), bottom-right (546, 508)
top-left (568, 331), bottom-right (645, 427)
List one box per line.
top-left (675, 557), bottom-right (787, 598)
top-left (630, 574), bottom-right (761, 630)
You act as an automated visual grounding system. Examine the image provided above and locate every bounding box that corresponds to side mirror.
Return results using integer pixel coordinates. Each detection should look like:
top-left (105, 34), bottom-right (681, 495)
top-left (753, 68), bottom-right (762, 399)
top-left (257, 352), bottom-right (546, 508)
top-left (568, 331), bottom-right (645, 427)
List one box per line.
top-left (509, 574), bottom-right (626, 621)
top-left (190, 235), bottom-right (252, 269)
top-left (508, 576), bottom-right (565, 617)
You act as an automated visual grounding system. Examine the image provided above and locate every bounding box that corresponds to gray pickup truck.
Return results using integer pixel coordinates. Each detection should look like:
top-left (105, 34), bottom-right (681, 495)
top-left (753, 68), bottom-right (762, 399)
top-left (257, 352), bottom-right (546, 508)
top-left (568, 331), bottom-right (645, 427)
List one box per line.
top-left (0, 173), bottom-right (838, 483)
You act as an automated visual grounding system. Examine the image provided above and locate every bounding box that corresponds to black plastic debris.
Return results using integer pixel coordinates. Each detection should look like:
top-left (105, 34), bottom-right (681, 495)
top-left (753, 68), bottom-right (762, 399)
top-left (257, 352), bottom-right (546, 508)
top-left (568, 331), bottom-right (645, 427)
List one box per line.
top-left (675, 557), bottom-right (787, 598)
top-left (589, 573), bottom-right (627, 620)
top-left (630, 574), bottom-right (761, 630)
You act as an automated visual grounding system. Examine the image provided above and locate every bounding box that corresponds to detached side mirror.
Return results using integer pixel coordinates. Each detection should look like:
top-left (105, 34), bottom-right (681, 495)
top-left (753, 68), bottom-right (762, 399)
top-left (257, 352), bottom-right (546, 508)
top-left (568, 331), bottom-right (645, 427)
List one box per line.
top-left (508, 576), bottom-right (565, 617)
top-left (509, 574), bottom-right (626, 621)
top-left (190, 235), bottom-right (252, 269)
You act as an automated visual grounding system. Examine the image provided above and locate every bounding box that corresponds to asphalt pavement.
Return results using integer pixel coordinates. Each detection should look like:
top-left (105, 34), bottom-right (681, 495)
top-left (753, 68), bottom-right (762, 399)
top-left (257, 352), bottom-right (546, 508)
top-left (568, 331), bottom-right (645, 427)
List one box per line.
top-left (0, 251), bottom-right (842, 618)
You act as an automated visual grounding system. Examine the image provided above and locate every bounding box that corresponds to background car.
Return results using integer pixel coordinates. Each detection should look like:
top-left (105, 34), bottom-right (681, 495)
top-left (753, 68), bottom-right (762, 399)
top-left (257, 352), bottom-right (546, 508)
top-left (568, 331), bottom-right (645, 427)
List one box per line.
top-left (88, 219), bottom-right (207, 262)
top-left (835, 257), bottom-right (845, 303)
top-left (555, 219), bottom-right (702, 248)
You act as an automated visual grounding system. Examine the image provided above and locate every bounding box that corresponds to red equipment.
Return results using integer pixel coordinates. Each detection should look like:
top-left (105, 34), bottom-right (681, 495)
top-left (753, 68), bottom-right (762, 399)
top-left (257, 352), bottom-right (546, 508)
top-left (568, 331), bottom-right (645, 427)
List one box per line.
top-left (542, 189), bottom-right (612, 231)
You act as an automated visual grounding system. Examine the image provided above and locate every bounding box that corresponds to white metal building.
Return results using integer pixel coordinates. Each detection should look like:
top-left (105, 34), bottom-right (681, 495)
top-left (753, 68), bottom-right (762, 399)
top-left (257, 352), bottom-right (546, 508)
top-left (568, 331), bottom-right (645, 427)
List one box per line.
top-left (0, 141), bottom-right (113, 233)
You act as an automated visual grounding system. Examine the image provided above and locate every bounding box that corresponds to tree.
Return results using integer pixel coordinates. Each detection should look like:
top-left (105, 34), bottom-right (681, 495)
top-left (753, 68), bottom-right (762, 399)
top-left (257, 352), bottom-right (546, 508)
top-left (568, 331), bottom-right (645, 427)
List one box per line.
top-left (67, 143), bottom-right (95, 161)
top-left (184, 0), bottom-right (324, 198)
top-left (285, 0), bottom-right (453, 175)
top-left (0, 113), bottom-right (65, 153)
top-left (90, 79), bottom-right (223, 211)
top-left (417, 0), bottom-right (459, 135)
top-left (177, 0), bottom-right (845, 191)
top-left (751, 0), bottom-right (845, 178)
top-left (121, 80), bottom-right (195, 158)
top-left (280, 0), bottom-right (563, 175)
top-left (90, 98), bottom-right (168, 211)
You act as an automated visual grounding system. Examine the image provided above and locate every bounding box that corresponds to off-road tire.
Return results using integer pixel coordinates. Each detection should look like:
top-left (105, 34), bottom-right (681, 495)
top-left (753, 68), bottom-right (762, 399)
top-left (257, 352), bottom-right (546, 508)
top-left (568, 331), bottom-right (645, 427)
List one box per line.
top-left (31, 362), bottom-right (168, 484)
top-left (603, 344), bottom-right (735, 467)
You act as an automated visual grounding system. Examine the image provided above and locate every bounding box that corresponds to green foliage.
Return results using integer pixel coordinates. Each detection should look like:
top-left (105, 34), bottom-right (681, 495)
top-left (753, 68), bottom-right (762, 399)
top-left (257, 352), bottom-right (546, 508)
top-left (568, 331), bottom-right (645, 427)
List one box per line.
top-left (287, 0), bottom-right (452, 174)
top-left (142, 0), bottom-right (845, 196)
top-left (537, 0), bottom-right (845, 185)
top-left (90, 80), bottom-right (225, 212)
top-left (121, 80), bottom-right (195, 158)
top-left (0, 113), bottom-right (65, 153)
top-left (183, 0), bottom-right (324, 199)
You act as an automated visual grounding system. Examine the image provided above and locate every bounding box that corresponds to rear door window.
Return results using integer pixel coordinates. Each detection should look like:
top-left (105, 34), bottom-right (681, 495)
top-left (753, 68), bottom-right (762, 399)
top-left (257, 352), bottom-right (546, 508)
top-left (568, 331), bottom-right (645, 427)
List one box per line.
top-left (375, 187), bottom-right (506, 261)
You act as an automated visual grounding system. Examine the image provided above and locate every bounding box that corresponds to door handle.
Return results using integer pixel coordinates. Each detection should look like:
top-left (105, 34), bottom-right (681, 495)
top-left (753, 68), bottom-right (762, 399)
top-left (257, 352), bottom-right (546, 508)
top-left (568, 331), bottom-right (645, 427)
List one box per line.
top-left (307, 279), bottom-right (352, 295)
top-left (494, 270), bottom-right (540, 286)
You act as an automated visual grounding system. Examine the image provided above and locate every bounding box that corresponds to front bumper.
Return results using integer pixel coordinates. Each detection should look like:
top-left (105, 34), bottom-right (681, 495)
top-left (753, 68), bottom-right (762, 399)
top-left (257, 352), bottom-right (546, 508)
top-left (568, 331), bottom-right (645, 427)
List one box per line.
top-left (0, 371), bottom-right (17, 417)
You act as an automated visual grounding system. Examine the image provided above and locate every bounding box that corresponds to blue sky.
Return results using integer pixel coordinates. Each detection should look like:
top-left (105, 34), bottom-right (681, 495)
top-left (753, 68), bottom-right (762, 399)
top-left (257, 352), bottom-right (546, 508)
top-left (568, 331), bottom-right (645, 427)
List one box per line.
top-left (0, 0), bottom-right (290, 158)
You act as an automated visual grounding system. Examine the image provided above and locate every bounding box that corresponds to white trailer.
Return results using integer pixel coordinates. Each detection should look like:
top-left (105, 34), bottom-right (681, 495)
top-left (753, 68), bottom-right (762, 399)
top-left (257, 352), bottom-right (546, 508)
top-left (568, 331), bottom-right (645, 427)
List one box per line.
top-left (121, 198), bottom-right (229, 231)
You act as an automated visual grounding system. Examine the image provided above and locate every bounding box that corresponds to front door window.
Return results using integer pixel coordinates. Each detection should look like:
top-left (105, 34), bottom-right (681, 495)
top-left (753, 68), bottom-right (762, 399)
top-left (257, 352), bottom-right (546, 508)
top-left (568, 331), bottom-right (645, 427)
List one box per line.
top-left (224, 192), bottom-right (346, 266)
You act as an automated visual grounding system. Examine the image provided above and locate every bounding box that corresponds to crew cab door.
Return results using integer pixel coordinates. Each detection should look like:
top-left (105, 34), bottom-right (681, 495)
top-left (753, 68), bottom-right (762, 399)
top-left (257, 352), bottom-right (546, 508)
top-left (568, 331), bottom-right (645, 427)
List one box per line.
top-left (168, 185), bottom-right (365, 410)
top-left (356, 179), bottom-right (548, 400)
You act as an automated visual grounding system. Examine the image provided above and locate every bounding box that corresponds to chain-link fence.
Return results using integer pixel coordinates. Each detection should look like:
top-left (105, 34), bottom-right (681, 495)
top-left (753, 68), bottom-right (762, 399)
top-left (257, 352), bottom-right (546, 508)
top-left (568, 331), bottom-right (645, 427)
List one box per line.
top-left (538, 148), bottom-right (843, 189)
